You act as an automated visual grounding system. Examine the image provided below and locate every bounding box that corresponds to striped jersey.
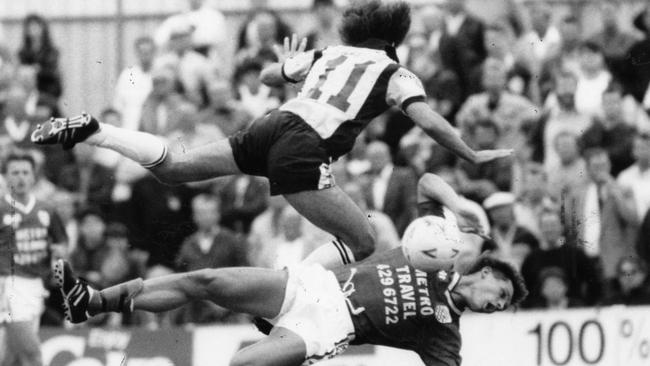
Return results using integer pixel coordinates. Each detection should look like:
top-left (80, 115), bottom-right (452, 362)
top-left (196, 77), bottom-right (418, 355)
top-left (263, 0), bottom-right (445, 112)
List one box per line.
top-left (279, 43), bottom-right (426, 158)
top-left (0, 194), bottom-right (67, 278)
top-left (332, 248), bottom-right (463, 366)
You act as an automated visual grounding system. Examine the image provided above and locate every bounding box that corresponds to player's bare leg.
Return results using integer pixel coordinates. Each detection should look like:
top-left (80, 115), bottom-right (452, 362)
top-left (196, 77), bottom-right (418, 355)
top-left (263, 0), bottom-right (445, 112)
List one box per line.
top-left (285, 186), bottom-right (376, 268)
top-left (31, 115), bottom-right (241, 182)
top-left (230, 327), bottom-right (306, 366)
top-left (54, 260), bottom-right (287, 322)
top-left (3, 321), bottom-right (42, 366)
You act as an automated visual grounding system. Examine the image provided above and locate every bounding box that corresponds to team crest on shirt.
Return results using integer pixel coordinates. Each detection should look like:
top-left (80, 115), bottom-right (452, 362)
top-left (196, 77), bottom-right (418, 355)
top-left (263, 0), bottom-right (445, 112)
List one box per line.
top-left (37, 210), bottom-right (50, 227)
top-left (434, 305), bottom-right (452, 324)
top-left (437, 271), bottom-right (448, 282)
top-left (3, 213), bottom-right (22, 228)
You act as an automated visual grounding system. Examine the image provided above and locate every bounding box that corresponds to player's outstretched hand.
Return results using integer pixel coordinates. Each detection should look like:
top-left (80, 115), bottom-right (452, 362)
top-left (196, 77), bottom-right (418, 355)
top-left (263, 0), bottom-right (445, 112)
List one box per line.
top-left (473, 149), bottom-right (514, 164)
top-left (273, 33), bottom-right (308, 63)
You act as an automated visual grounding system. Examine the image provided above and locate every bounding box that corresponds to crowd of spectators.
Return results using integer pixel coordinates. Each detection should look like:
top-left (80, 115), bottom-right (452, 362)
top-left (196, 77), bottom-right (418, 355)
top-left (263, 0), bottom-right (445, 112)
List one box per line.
top-left (1, 0), bottom-right (650, 327)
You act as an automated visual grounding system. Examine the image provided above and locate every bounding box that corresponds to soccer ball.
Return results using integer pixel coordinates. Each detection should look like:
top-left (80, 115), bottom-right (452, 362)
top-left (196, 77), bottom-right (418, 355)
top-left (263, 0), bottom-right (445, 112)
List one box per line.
top-left (401, 213), bottom-right (462, 272)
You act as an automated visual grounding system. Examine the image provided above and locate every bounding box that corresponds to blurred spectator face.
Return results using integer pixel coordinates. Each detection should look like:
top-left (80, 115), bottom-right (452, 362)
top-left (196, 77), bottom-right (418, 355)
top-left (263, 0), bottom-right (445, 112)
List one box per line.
top-left (314, 2), bottom-right (337, 28)
top-left (4, 159), bottom-right (35, 197)
top-left (280, 207), bottom-right (303, 241)
top-left (101, 252), bottom-right (130, 285)
top-left (51, 192), bottom-right (75, 223)
top-left (238, 69), bottom-right (263, 95)
top-left (579, 46), bottom-right (605, 74)
top-left (559, 18), bottom-right (581, 45)
top-left (540, 211), bottom-right (563, 246)
top-left (617, 259), bottom-right (647, 293)
top-left (207, 78), bottom-right (232, 108)
top-left (486, 205), bottom-right (514, 228)
top-left (26, 18), bottom-right (45, 41)
top-left (484, 26), bottom-right (512, 57)
top-left (253, 13), bottom-right (279, 48)
top-left (188, 0), bottom-right (204, 11)
top-left (555, 73), bottom-right (577, 108)
top-left (522, 164), bottom-right (548, 201)
top-left (482, 58), bottom-right (507, 92)
top-left (632, 133), bottom-right (650, 162)
top-left (151, 67), bottom-right (176, 97)
top-left (554, 133), bottom-right (579, 166)
top-left (169, 31), bottom-right (193, 54)
top-left (446, 0), bottom-right (465, 14)
top-left (366, 141), bottom-right (392, 174)
top-left (101, 110), bottom-right (122, 127)
top-left (473, 122), bottom-right (499, 149)
top-left (602, 90), bottom-right (623, 121)
top-left (80, 214), bottom-right (106, 250)
top-left (586, 151), bottom-right (611, 184)
top-left (192, 196), bottom-right (220, 231)
top-left (541, 274), bottom-right (568, 304)
top-left (601, 2), bottom-right (619, 30)
top-left (135, 38), bottom-right (156, 69)
top-left (530, 4), bottom-right (552, 35)
top-left (419, 5), bottom-right (443, 34)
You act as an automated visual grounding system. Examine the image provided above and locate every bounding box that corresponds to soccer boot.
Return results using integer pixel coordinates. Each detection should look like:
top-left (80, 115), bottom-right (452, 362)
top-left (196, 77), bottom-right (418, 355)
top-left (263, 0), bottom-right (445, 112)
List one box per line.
top-left (31, 113), bottom-right (99, 150)
top-left (53, 259), bottom-right (94, 323)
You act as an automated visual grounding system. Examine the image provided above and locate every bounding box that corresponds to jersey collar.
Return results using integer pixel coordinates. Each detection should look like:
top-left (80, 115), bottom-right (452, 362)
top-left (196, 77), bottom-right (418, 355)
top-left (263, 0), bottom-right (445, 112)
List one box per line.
top-left (444, 272), bottom-right (464, 315)
top-left (354, 38), bottom-right (400, 63)
top-left (5, 194), bottom-right (36, 215)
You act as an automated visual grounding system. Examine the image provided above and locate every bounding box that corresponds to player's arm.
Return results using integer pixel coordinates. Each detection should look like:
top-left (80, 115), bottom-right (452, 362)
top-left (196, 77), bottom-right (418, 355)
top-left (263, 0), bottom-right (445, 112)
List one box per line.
top-left (406, 102), bottom-right (512, 164)
top-left (418, 173), bottom-right (483, 235)
top-left (260, 34), bottom-right (310, 87)
top-left (386, 67), bottom-right (511, 164)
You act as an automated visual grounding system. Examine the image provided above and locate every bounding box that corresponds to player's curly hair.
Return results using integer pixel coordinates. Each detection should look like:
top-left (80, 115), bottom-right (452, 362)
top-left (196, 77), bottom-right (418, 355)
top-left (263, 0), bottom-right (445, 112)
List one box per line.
top-left (466, 255), bottom-right (529, 307)
top-left (338, 0), bottom-right (411, 47)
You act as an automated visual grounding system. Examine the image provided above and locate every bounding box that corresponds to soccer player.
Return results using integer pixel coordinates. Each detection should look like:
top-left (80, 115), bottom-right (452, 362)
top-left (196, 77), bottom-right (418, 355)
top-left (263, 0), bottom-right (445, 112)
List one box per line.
top-left (32, 1), bottom-right (511, 268)
top-left (54, 173), bottom-right (526, 366)
top-left (0, 152), bottom-right (68, 366)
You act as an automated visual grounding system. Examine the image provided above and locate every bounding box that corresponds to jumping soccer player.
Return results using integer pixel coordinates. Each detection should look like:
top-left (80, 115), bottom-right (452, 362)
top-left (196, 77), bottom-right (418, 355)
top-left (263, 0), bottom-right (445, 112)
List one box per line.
top-left (32, 1), bottom-right (511, 268)
top-left (0, 152), bottom-right (68, 366)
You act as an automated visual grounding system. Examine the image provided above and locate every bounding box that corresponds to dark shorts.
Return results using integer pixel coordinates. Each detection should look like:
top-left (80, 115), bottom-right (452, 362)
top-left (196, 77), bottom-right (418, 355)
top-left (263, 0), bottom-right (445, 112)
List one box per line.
top-left (229, 110), bottom-right (335, 196)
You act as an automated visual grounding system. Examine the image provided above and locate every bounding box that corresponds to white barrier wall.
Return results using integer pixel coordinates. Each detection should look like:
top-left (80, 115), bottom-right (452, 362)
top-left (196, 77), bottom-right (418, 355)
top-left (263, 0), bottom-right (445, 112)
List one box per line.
top-left (39, 306), bottom-right (650, 366)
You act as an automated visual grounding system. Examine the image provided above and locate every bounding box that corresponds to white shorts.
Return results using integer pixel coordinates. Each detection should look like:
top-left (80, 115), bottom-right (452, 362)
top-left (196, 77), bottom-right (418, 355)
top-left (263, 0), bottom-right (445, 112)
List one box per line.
top-left (268, 264), bottom-right (355, 365)
top-left (0, 276), bottom-right (47, 323)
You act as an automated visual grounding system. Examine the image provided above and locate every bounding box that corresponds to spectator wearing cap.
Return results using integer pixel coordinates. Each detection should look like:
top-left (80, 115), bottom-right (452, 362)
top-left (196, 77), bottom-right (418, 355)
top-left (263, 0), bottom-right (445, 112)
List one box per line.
top-left (530, 267), bottom-right (584, 309)
top-left (155, 18), bottom-right (212, 107)
top-left (603, 256), bottom-right (650, 306)
top-left (482, 192), bottom-right (539, 268)
top-left (456, 118), bottom-right (513, 203)
top-left (113, 37), bottom-right (155, 131)
top-left (574, 41), bottom-right (612, 118)
top-left (564, 148), bottom-right (638, 279)
top-left (521, 208), bottom-right (603, 307)
top-left (456, 57), bottom-right (538, 150)
top-left (618, 130), bottom-right (650, 221)
top-left (627, 6), bottom-right (650, 110)
top-left (139, 65), bottom-right (196, 136)
top-left (154, 0), bottom-right (228, 64)
top-left (581, 80), bottom-right (638, 177)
